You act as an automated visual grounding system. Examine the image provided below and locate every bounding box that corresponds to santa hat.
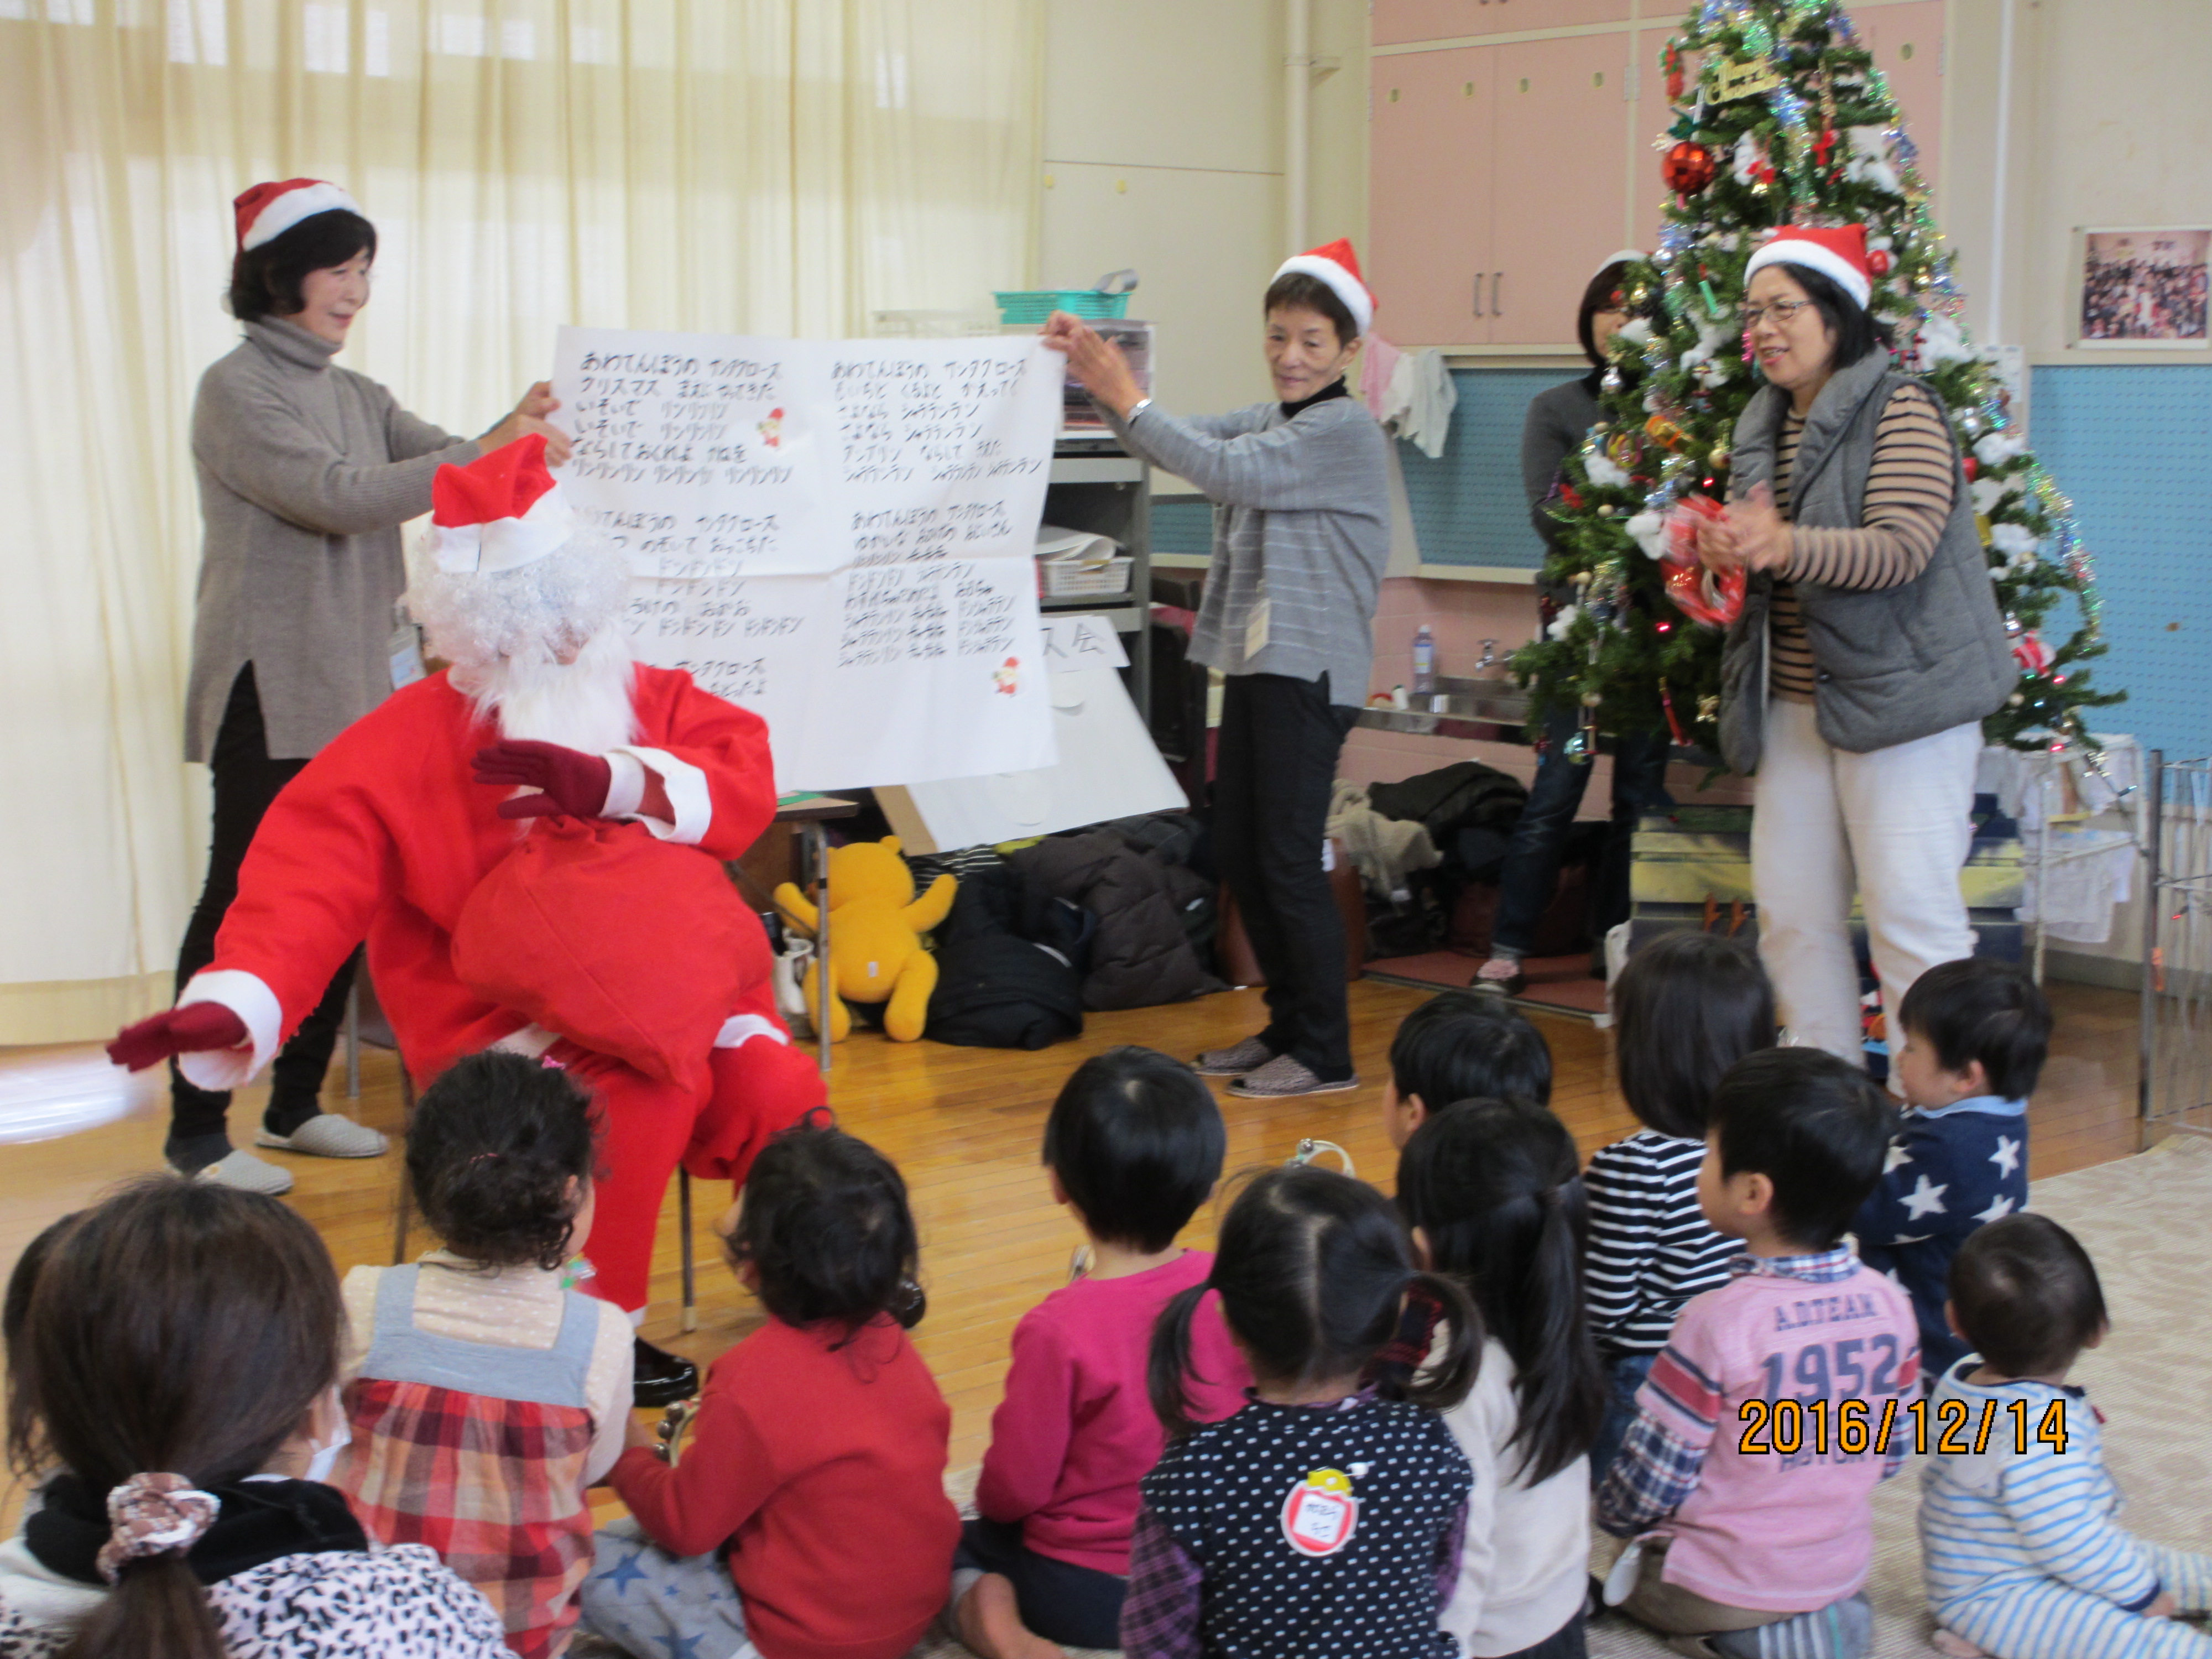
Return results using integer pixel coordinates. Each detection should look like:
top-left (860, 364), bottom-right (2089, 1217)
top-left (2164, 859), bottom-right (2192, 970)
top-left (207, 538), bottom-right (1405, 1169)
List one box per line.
top-left (233, 178), bottom-right (364, 253)
top-left (1593, 248), bottom-right (1647, 280)
top-left (431, 435), bottom-right (577, 576)
top-left (1273, 238), bottom-right (1375, 338)
top-left (1745, 225), bottom-right (1872, 310)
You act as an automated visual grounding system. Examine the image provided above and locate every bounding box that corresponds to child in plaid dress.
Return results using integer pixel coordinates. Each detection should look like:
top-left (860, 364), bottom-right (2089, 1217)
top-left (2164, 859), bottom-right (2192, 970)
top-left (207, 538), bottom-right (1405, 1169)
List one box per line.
top-left (332, 1053), bottom-right (634, 1658)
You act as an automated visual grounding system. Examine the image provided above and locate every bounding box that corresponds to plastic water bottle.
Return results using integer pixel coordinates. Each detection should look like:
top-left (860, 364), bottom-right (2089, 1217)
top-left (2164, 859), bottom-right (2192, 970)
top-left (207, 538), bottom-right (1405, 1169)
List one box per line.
top-left (1411, 624), bottom-right (1437, 698)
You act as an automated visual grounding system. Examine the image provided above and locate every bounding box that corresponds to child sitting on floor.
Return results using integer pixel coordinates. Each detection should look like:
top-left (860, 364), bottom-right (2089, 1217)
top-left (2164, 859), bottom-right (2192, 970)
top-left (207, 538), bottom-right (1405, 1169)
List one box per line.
top-left (0, 1177), bottom-right (509, 1658)
top-left (579, 1123), bottom-right (958, 1659)
top-left (1854, 957), bottom-right (2048, 1378)
top-left (1921, 1213), bottom-right (2212, 1659)
top-left (1597, 1047), bottom-right (1917, 1659)
top-left (954, 1046), bottom-right (1250, 1659)
top-left (1584, 931), bottom-right (1777, 1480)
top-left (331, 1051), bottom-right (633, 1659)
top-left (1124, 1165), bottom-right (1480, 1659)
top-left (1399, 1098), bottom-right (1607, 1659)
top-left (1382, 990), bottom-right (1554, 1149)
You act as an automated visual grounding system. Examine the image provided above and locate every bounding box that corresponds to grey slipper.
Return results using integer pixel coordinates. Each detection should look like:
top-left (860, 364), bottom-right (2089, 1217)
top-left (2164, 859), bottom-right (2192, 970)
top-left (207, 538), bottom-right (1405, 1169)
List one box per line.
top-left (257, 1113), bottom-right (388, 1159)
top-left (1193, 1034), bottom-right (1275, 1077)
top-left (178, 1148), bottom-right (295, 1196)
top-left (1226, 1054), bottom-right (1359, 1098)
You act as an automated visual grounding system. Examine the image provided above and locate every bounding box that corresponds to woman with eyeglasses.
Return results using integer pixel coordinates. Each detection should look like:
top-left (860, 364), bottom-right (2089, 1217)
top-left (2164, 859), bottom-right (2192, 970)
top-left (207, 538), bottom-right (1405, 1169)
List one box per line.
top-left (1695, 226), bottom-right (2012, 1063)
top-left (1473, 253), bottom-right (1675, 999)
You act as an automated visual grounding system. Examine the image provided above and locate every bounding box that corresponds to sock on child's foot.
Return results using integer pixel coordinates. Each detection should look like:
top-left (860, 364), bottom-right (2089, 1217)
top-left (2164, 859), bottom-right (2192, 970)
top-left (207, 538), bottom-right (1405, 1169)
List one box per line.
top-left (164, 1132), bottom-right (232, 1175)
top-left (1708, 1594), bottom-right (1872, 1659)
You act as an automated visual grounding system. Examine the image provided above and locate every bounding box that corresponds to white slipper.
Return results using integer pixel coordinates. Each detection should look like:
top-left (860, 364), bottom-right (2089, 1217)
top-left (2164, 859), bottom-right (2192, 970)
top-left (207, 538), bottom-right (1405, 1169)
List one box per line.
top-left (256, 1113), bottom-right (388, 1159)
top-left (179, 1148), bottom-right (295, 1196)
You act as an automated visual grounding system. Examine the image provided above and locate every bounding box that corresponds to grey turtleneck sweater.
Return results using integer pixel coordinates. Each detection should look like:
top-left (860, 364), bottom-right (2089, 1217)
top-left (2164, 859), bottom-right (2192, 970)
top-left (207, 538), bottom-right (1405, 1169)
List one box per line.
top-left (184, 319), bottom-right (480, 761)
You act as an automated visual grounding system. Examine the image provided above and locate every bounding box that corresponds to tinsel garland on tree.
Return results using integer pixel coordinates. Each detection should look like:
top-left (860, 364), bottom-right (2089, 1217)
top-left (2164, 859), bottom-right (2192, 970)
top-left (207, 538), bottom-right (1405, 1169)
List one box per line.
top-left (1512, 0), bottom-right (2122, 763)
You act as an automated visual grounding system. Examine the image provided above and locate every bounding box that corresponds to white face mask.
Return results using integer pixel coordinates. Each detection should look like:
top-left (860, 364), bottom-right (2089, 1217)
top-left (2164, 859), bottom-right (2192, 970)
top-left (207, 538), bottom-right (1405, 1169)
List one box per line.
top-left (302, 1387), bottom-right (351, 1485)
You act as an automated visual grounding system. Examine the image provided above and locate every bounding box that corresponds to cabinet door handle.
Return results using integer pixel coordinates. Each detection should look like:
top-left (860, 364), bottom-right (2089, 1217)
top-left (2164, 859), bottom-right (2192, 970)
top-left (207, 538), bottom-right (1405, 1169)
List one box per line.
top-left (1473, 273), bottom-right (1484, 315)
top-left (1493, 271), bottom-right (1504, 316)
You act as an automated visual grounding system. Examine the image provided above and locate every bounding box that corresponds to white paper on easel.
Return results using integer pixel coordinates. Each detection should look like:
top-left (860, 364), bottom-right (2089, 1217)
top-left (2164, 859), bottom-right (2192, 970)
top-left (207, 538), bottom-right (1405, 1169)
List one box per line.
top-left (550, 328), bottom-right (1062, 790)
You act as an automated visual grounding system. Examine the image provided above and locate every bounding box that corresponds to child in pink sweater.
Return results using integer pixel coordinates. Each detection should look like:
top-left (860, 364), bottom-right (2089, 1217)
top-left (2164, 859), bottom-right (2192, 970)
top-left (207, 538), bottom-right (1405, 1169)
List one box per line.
top-left (953, 1046), bottom-right (1249, 1659)
top-left (1597, 1048), bottom-right (1919, 1659)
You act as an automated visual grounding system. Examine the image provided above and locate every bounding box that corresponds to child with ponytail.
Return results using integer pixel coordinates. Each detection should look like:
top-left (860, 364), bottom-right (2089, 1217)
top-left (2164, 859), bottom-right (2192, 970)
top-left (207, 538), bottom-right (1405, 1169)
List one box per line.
top-left (0, 1177), bottom-right (508, 1659)
top-left (332, 1051), bottom-right (634, 1658)
top-left (1399, 1099), bottom-right (1608, 1659)
top-left (1124, 1165), bottom-right (1480, 1659)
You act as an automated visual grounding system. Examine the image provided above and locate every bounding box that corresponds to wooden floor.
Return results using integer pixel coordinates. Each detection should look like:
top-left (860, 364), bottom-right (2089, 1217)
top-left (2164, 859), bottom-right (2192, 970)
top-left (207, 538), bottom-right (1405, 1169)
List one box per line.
top-left (0, 978), bottom-right (2151, 1496)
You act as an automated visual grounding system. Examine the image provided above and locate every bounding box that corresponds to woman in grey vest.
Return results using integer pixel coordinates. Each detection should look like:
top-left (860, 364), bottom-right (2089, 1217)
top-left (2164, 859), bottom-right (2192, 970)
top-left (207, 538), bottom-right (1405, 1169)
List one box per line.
top-left (170, 180), bottom-right (568, 1192)
top-left (1697, 226), bottom-right (2012, 1062)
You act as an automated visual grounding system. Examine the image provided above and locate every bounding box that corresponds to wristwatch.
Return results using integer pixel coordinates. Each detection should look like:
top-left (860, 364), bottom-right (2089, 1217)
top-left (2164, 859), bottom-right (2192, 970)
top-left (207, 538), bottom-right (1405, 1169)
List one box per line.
top-left (1124, 397), bottom-right (1152, 422)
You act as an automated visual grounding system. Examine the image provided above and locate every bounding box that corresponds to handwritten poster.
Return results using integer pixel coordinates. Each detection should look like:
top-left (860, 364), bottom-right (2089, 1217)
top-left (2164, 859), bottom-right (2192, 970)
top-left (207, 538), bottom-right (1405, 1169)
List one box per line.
top-left (550, 327), bottom-right (1062, 790)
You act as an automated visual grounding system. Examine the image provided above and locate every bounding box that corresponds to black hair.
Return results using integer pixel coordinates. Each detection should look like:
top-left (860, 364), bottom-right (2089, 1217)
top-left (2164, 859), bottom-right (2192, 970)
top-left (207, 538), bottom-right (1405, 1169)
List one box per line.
top-left (1396, 1100), bottom-right (1605, 1485)
top-left (409, 1052), bottom-right (599, 1272)
top-left (8, 1178), bottom-right (343, 1659)
top-left (1389, 992), bottom-right (1553, 1112)
top-left (1264, 270), bottom-right (1358, 350)
top-left (1043, 1045), bottom-right (1225, 1253)
top-left (1578, 259), bottom-right (1635, 368)
top-left (1949, 1213), bottom-right (2106, 1379)
top-left (1898, 957), bottom-right (2053, 1102)
top-left (227, 208), bottom-right (377, 324)
top-left (727, 1123), bottom-right (925, 1339)
top-left (1612, 933), bottom-right (1778, 1140)
top-left (1710, 1048), bottom-right (1896, 1250)
top-left (1149, 1165), bottom-right (1480, 1438)
top-left (1761, 261), bottom-right (1893, 371)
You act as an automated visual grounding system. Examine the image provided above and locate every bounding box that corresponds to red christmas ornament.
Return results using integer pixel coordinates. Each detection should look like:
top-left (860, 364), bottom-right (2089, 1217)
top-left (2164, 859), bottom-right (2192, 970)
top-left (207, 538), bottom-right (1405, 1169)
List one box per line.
top-left (1962, 455), bottom-right (1979, 482)
top-left (1867, 248), bottom-right (1893, 277)
top-left (1663, 142), bottom-right (1717, 197)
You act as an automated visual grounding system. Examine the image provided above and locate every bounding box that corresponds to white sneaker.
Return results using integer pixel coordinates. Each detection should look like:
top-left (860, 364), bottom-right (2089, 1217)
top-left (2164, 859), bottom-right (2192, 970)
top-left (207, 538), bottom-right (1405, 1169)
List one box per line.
top-left (179, 1149), bottom-right (295, 1196)
top-left (256, 1113), bottom-right (388, 1158)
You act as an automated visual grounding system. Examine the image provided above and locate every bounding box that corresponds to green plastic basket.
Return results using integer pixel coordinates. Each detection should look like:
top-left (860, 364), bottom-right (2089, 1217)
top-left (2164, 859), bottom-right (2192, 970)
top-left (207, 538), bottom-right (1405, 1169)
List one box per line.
top-left (993, 289), bottom-right (1133, 325)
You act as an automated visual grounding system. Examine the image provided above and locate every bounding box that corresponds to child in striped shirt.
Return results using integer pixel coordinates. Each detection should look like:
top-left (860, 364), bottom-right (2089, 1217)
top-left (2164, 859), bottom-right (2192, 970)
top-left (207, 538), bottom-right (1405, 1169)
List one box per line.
top-left (1920, 1214), bottom-right (2212, 1659)
top-left (1584, 933), bottom-right (1777, 1480)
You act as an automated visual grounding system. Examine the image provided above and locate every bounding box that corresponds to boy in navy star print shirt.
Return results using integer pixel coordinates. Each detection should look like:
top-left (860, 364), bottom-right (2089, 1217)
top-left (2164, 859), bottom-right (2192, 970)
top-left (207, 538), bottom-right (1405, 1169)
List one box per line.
top-left (1851, 958), bottom-right (2049, 1378)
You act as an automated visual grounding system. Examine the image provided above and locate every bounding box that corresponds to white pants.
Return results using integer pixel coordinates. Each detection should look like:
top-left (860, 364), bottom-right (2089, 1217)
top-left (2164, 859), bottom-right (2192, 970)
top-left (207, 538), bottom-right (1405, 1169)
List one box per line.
top-left (1751, 698), bottom-right (1983, 1062)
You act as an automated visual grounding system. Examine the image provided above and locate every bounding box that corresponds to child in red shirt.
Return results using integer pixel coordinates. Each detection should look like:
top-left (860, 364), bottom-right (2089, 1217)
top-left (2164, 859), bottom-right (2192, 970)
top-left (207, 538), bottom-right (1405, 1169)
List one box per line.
top-left (954, 1047), bottom-right (1250, 1658)
top-left (578, 1124), bottom-right (958, 1659)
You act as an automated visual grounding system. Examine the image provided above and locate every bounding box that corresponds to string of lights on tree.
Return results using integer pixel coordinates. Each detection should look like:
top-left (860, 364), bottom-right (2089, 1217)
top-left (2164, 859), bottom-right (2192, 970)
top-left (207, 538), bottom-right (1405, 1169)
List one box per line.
top-left (1511, 0), bottom-right (2123, 766)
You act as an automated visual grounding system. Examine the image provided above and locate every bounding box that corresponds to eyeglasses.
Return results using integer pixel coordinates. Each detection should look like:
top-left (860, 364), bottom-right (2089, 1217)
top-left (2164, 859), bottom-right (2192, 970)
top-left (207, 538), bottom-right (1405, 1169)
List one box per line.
top-left (1741, 298), bottom-right (1814, 329)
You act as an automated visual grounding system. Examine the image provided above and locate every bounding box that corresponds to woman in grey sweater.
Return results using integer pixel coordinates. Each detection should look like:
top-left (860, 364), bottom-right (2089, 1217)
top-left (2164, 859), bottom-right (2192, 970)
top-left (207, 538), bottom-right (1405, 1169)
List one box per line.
top-left (169, 181), bottom-right (567, 1192)
top-left (1047, 242), bottom-right (1390, 1099)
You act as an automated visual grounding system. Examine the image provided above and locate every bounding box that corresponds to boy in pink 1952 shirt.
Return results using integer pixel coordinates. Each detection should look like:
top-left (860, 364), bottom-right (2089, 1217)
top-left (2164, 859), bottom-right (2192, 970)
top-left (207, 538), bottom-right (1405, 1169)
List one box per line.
top-left (953, 1046), bottom-right (1250, 1659)
top-left (1598, 1047), bottom-right (1921, 1659)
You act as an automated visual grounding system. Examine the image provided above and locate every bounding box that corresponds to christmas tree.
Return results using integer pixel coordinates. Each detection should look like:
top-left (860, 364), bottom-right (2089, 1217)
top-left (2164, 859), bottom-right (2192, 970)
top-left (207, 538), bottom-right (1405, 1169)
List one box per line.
top-left (1512, 0), bottom-right (2122, 764)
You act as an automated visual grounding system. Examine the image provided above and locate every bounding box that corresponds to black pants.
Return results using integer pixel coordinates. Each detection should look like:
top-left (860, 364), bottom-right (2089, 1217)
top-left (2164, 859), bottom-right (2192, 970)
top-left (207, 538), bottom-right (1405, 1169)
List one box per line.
top-left (1214, 672), bottom-right (1360, 1079)
top-left (954, 1517), bottom-right (1126, 1650)
top-left (170, 666), bottom-right (357, 1152)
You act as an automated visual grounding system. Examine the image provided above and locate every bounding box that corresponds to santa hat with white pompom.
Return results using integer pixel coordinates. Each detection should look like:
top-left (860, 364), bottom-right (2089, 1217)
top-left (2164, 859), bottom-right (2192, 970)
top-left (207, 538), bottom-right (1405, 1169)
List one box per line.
top-left (1272, 238), bottom-right (1376, 338)
top-left (430, 435), bottom-right (577, 576)
top-left (232, 178), bottom-right (365, 252)
top-left (1745, 225), bottom-right (1873, 310)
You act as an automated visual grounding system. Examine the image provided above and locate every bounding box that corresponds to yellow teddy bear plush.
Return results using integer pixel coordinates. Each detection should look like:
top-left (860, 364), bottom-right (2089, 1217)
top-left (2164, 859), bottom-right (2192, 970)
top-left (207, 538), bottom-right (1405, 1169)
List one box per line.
top-left (773, 836), bottom-right (957, 1042)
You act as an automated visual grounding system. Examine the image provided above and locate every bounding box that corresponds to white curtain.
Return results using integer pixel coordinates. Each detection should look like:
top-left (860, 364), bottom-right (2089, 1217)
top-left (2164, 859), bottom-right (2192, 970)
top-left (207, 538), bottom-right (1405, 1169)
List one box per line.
top-left (0, 0), bottom-right (1044, 1040)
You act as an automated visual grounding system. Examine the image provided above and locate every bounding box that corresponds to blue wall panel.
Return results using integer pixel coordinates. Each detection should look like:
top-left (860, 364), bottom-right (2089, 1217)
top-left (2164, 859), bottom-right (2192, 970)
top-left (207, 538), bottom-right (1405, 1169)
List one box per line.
top-left (2031, 364), bottom-right (2212, 760)
top-left (1398, 368), bottom-right (1564, 571)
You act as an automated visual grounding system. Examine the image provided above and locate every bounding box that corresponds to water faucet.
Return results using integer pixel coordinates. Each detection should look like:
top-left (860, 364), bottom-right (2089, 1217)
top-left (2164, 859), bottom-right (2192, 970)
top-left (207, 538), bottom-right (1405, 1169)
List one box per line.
top-left (1477, 638), bottom-right (1499, 676)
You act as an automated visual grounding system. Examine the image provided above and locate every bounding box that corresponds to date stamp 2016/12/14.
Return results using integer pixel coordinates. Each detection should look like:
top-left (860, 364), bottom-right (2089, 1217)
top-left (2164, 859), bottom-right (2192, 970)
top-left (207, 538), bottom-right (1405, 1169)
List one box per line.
top-left (1739, 1396), bottom-right (2071, 1458)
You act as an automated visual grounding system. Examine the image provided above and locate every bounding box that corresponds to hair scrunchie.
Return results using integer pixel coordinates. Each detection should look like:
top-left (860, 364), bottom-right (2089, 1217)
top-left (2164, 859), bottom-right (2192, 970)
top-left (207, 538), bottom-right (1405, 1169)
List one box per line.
top-left (97, 1472), bottom-right (220, 1583)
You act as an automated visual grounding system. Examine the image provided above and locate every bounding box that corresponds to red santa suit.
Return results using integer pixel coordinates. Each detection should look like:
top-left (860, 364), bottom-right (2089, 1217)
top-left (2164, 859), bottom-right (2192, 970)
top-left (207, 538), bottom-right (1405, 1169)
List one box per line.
top-left (176, 660), bottom-right (825, 1314)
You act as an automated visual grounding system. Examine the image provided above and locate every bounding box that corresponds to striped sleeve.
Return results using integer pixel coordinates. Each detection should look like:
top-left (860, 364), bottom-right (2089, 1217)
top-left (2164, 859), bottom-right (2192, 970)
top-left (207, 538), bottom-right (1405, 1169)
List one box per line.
top-left (1998, 1453), bottom-right (2163, 1609)
top-left (1594, 1335), bottom-right (1723, 1536)
top-left (1582, 1134), bottom-right (1739, 1355)
top-left (1783, 384), bottom-right (1958, 592)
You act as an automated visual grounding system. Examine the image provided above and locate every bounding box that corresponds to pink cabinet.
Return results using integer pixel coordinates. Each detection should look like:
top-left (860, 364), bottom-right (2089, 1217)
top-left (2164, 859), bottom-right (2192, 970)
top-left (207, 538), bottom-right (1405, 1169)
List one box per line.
top-left (1862, 0), bottom-right (1946, 206)
top-left (1489, 32), bottom-right (1633, 345)
top-left (1369, 47), bottom-right (1495, 347)
top-left (1375, 0), bottom-right (1637, 48)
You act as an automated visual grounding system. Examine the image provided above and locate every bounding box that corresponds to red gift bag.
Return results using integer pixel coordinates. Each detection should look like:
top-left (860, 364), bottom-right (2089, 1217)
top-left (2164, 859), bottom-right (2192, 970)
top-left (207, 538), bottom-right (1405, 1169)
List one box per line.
top-left (451, 817), bottom-right (766, 1093)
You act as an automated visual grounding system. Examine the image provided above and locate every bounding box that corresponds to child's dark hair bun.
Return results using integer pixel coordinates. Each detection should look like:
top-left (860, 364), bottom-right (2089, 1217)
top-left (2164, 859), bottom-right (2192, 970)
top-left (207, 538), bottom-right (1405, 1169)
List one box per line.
top-left (409, 1052), bottom-right (600, 1271)
top-left (889, 1277), bottom-right (928, 1330)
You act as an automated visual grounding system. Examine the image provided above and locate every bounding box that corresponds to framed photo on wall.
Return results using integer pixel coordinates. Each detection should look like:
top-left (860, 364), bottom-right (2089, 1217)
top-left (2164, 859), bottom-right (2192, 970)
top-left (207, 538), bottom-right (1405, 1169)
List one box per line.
top-left (2075, 227), bottom-right (2210, 347)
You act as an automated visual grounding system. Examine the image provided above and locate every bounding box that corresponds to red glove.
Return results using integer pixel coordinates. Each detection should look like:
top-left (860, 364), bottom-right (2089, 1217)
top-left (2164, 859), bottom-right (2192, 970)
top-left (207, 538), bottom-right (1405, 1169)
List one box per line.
top-left (472, 739), bottom-right (615, 822)
top-left (108, 1003), bottom-right (251, 1072)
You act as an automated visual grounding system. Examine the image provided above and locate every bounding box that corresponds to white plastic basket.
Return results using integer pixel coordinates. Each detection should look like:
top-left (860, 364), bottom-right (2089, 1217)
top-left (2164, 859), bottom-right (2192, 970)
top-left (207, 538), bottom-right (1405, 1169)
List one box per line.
top-left (1040, 555), bottom-right (1133, 598)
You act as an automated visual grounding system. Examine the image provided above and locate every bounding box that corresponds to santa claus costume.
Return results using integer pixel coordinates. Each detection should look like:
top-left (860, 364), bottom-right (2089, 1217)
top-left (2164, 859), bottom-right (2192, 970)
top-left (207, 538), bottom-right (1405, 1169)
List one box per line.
top-left (113, 437), bottom-right (825, 1380)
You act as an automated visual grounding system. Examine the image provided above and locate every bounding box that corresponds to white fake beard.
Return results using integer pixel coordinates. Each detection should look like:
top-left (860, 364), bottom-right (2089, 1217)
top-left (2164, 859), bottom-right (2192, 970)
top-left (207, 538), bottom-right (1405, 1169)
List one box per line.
top-left (460, 625), bottom-right (640, 752)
